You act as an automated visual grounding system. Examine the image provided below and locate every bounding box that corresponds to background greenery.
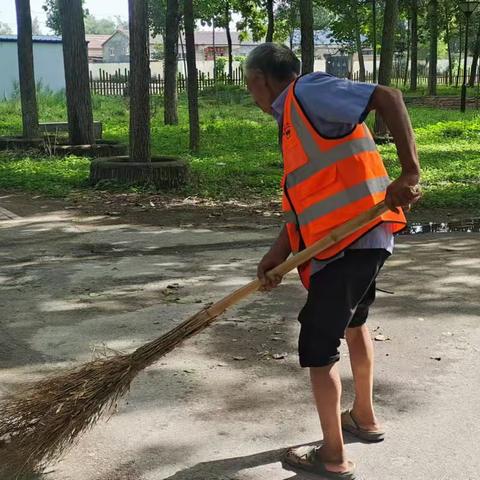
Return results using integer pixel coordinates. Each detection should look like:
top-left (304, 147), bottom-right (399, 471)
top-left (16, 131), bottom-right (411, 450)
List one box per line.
top-left (0, 86), bottom-right (479, 209)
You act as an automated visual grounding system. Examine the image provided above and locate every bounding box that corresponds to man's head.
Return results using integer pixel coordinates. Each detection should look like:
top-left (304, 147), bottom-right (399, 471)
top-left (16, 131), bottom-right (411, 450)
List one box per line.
top-left (245, 43), bottom-right (300, 114)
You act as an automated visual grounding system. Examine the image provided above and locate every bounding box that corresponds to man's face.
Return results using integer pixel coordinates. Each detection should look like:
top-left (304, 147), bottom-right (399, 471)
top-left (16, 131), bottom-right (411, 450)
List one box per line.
top-left (246, 70), bottom-right (275, 115)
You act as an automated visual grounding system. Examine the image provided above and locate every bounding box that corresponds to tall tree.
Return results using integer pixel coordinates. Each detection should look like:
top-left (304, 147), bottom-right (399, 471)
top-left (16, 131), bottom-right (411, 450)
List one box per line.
top-left (410, 0), bottom-right (418, 92)
top-left (439, 0), bottom-right (457, 86)
top-left (83, 13), bottom-right (117, 34)
top-left (372, 0), bottom-right (377, 82)
top-left (128, 0), bottom-right (151, 162)
top-left (427, 0), bottom-right (438, 95)
top-left (403, 16), bottom-right (411, 86)
top-left (378, 0), bottom-right (398, 86)
top-left (353, 1), bottom-right (366, 81)
top-left (456, 22), bottom-right (463, 87)
top-left (15, 0), bottom-right (39, 139)
top-left (58, 0), bottom-right (94, 145)
top-left (184, 0), bottom-right (200, 152)
top-left (300, 0), bottom-right (314, 74)
top-left (224, 2), bottom-right (233, 78)
top-left (375, 0), bottom-right (398, 136)
top-left (320, 0), bottom-right (369, 80)
top-left (164, 0), bottom-right (180, 125)
top-left (266, 0), bottom-right (274, 42)
top-left (468, 19), bottom-right (480, 87)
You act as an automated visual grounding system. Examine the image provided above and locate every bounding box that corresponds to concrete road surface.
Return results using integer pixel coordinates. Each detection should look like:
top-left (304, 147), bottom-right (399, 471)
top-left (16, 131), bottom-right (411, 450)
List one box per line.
top-left (1, 194), bottom-right (479, 480)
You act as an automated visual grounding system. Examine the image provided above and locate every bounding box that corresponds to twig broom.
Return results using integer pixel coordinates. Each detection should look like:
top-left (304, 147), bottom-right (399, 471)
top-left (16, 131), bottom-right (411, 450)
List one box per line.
top-left (0, 202), bottom-right (389, 478)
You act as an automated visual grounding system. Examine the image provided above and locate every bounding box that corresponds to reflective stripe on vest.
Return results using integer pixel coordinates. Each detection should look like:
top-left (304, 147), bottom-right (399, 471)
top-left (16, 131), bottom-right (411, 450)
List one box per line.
top-left (294, 175), bottom-right (390, 226)
top-left (286, 107), bottom-right (377, 189)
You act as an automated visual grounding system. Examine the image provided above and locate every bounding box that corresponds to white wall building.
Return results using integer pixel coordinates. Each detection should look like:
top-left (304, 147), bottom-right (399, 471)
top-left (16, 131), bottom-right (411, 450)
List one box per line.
top-left (0, 35), bottom-right (65, 100)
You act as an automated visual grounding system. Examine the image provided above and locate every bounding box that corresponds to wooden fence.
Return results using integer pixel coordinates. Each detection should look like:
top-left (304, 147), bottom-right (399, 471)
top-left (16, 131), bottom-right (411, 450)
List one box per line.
top-left (351, 70), bottom-right (480, 87)
top-left (89, 67), bottom-right (246, 96)
top-left (90, 66), bottom-right (479, 96)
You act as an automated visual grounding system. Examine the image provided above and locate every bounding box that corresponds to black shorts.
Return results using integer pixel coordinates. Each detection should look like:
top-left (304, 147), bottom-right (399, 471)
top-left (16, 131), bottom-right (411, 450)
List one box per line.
top-left (298, 249), bottom-right (390, 368)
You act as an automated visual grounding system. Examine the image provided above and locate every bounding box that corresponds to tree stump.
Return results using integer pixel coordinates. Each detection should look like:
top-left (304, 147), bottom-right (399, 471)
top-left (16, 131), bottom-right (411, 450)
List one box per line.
top-left (89, 156), bottom-right (188, 189)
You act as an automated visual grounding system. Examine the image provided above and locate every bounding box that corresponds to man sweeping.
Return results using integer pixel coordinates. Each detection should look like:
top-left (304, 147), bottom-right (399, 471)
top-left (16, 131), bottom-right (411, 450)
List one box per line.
top-left (245, 43), bottom-right (421, 479)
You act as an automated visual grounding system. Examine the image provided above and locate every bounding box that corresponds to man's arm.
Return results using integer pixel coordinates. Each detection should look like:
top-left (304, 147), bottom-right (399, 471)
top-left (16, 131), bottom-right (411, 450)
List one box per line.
top-left (368, 85), bottom-right (421, 211)
top-left (257, 225), bottom-right (291, 290)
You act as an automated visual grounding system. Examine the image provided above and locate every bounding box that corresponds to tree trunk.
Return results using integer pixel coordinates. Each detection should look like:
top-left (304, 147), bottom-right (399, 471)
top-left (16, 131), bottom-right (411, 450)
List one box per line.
top-left (427, 0), bottom-right (438, 96)
top-left (468, 19), bottom-right (480, 87)
top-left (266, 0), bottom-right (274, 42)
top-left (375, 0), bottom-right (398, 136)
top-left (445, 12), bottom-right (453, 84)
top-left (179, 28), bottom-right (187, 78)
top-left (212, 19), bottom-right (216, 82)
top-left (15, 0), bottom-right (39, 139)
top-left (225, 2), bottom-right (233, 79)
top-left (58, 0), bottom-right (94, 145)
top-left (164, 0), bottom-right (179, 125)
top-left (353, 1), bottom-right (365, 82)
top-left (184, 0), bottom-right (199, 152)
top-left (372, 0), bottom-right (377, 82)
top-left (128, 0), bottom-right (151, 163)
top-left (289, 1), bottom-right (297, 51)
top-left (403, 18), bottom-right (411, 86)
top-left (299, 0), bottom-right (314, 74)
top-left (456, 23), bottom-right (463, 87)
top-left (410, 0), bottom-right (418, 91)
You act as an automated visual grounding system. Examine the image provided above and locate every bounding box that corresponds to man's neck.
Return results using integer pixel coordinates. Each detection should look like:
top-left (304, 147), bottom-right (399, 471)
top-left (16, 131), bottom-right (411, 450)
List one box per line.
top-left (271, 77), bottom-right (297, 100)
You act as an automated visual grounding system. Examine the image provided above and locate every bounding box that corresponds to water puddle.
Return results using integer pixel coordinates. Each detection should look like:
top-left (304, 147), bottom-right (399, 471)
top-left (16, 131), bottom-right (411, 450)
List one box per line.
top-left (403, 218), bottom-right (480, 234)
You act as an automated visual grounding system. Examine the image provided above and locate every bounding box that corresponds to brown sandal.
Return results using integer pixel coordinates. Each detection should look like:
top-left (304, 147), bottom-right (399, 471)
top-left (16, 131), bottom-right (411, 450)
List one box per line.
top-left (283, 445), bottom-right (356, 479)
top-left (341, 409), bottom-right (385, 443)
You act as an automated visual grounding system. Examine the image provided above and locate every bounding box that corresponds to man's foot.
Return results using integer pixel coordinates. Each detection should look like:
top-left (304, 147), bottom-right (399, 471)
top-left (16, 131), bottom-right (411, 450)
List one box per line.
top-left (341, 409), bottom-right (385, 442)
top-left (284, 445), bottom-right (356, 479)
top-left (350, 407), bottom-right (382, 432)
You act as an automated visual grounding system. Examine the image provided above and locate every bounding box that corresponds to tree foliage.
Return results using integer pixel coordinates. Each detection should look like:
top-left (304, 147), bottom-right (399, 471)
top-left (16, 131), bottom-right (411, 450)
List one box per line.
top-left (0, 21), bottom-right (13, 35)
top-left (43, 0), bottom-right (126, 35)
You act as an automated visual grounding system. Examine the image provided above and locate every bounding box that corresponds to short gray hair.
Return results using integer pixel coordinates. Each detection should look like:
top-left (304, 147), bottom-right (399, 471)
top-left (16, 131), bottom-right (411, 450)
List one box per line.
top-left (245, 43), bottom-right (300, 81)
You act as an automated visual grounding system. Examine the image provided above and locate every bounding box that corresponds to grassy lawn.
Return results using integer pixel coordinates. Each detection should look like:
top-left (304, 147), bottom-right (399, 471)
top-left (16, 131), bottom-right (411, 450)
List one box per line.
top-left (0, 86), bottom-right (479, 210)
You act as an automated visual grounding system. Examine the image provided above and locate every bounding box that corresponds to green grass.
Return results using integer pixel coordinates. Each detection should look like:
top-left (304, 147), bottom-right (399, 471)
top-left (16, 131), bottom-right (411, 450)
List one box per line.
top-left (400, 84), bottom-right (480, 97)
top-left (0, 86), bottom-right (479, 210)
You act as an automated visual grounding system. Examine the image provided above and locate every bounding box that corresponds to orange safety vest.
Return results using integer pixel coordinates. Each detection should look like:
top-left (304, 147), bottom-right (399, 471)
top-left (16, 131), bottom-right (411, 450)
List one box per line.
top-left (281, 79), bottom-right (406, 289)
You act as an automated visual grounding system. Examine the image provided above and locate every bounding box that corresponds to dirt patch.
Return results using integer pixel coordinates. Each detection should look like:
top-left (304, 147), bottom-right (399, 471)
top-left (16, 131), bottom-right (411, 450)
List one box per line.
top-left (1, 189), bottom-right (478, 231)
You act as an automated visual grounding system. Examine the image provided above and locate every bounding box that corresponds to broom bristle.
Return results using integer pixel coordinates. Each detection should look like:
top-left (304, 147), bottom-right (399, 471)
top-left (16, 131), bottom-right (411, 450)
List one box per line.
top-left (0, 307), bottom-right (218, 478)
top-left (0, 354), bottom-right (139, 478)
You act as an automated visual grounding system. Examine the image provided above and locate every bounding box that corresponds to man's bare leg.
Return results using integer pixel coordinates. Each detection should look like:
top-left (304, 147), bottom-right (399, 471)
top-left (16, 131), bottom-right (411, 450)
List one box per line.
top-left (345, 324), bottom-right (381, 430)
top-left (310, 364), bottom-right (352, 473)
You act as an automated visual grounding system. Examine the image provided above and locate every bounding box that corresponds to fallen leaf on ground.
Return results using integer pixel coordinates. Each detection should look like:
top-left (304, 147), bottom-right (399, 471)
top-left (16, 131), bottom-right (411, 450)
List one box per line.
top-left (272, 353), bottom-right (288, 360)
top-left (374, 334), bottom-right (390, 341)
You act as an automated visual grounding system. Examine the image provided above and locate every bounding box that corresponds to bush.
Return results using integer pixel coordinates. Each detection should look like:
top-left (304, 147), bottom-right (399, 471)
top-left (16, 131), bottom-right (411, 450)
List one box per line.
top-left (215, 56), bottom-right (227, 78)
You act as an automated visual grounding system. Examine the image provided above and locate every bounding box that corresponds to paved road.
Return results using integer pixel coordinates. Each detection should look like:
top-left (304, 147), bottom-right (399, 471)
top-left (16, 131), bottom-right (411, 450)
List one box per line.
top-left (1, 195), bottom-right (479, 480)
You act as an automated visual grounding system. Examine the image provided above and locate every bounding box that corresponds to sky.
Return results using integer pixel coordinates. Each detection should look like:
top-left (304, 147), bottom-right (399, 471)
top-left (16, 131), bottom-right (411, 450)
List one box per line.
top-left (0, 0), bottom-right (129, 34)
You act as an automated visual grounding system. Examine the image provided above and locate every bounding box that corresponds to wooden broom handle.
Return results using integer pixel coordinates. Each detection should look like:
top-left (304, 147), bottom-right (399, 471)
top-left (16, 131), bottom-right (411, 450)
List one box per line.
top-left (204, 201), bottom-right (390, 319)
top-left (132, 202), bottom-right (390, 365)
